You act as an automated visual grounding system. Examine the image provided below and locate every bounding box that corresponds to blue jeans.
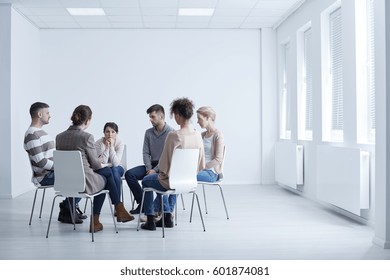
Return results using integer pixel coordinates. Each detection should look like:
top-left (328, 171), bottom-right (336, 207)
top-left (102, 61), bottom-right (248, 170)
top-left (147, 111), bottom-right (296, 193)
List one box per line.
top-left (142, 173), bottom-right (176, 215)
top-left (93, 167), bottom-right (121, 215)
top-left (125, 165), bottom-right (148, 204)
top-left (111, 165), bottom-right (124, 201)
top-left (125, 164), bottom-right (160, 211)
top-left (40, 171), bottom-right (81, 209)
top-left (39, 170), bottom-right (54, 186)
top-left (197, 169), bottom-right (218, 182)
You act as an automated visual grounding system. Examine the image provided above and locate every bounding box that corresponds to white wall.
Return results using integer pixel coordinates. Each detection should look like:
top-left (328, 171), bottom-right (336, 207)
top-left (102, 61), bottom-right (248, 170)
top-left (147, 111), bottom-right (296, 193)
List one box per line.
top-left (276, 0), bottom-right (375, 220)
top-left (374, 0), bottom-right (390, 249)
top-left (0, 4), bottom-right (12, 198)
top-left (0, 6), bottom-right (40, 198)
top-left (40, 29), bottom-right (262, 185)
top-left (260, 28), bottom-right (278, 184)
top-left (10, 9), bottom-right (41, 197)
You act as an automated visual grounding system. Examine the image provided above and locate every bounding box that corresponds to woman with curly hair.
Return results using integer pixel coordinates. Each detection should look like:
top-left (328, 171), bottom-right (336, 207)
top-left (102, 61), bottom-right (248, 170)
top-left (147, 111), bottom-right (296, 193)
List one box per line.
top-left (141, 97), bottom-right (205, 230)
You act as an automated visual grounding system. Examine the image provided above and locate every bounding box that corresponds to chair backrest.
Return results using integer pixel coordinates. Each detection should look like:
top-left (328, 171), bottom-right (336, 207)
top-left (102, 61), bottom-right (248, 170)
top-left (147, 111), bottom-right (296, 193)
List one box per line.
top-left (220, 145), bottom-right (226, 172)
top-left (217, 145), bottom-right (227, 181)
top-left (120, 144), bottom-right (127, 170)
top-left (169, 148), bottom-right (199, 193)
top-left (53, 150), bottom-right (86, 196)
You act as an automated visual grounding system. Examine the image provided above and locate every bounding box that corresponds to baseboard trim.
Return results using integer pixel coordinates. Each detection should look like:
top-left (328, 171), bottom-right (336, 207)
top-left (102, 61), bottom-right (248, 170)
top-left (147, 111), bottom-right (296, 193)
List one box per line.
top-left (373, 237), bottom-right (390, 249)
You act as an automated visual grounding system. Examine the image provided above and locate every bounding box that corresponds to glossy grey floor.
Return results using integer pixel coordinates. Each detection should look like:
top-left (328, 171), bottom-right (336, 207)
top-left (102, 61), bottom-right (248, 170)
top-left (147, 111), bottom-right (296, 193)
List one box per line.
top-left (1, 184), bottom-right (390, 260)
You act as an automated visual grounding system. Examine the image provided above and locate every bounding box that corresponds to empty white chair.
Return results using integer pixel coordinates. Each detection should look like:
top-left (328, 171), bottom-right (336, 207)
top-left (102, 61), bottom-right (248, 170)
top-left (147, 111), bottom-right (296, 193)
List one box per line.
top-left (137, 148), bottom-right (205, 238)
top-left (46, 150), bottom-right (118, 242)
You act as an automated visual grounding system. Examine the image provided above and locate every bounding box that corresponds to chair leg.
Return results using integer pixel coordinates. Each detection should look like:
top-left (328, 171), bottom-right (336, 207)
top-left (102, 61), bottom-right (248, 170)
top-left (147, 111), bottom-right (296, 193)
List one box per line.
top-left (39, 188), bottom-right (46, 219)
top-left (194, 193), bottom-right (206, 232)
top-left (131, 192), bottom-right (135, 210)
top-left (161, 194), bottom-right (165, 238)
top-left (29, 188), bottom-right (39, 226)
top-left (46, 195), bottom-right (60, 238)
top-left (190, 193), bottom-right (195, 223)
top-left (89, 198), bottom-right (94, 242)
top-left (202, 184), bottom-right (208, 214)
top-left (83, 199), bottom-right (88, 213)
top-left (218, 185), bottom-right (229, 219)
top-left (106, 194), bottom-right (118, 234)
top-left (180, 194), bottom-right (185, 210)
top-left (121, 180), bottom-right (125, 203)
top-left (66, 199), bottom-right (76, 230)
top-left (136, 192), bottom-right (146, 231)
top-left (175, 195), bottom-right (178, 226)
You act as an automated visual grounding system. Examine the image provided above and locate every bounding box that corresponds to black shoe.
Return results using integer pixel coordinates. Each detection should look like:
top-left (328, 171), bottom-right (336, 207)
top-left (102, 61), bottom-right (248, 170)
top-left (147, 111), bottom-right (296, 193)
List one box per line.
top-left (58, 211), bottom-right (83, 224)
top-left (130, 204), bottom-right (142, 215)
top-left (141, 215), bottom-right (156, 231)
top-left (58, 203), bottom-right (83, 224)
top-left (155, 213), bottom-right (174, 228)
top-left (76, 206), bottom-right (87, 219)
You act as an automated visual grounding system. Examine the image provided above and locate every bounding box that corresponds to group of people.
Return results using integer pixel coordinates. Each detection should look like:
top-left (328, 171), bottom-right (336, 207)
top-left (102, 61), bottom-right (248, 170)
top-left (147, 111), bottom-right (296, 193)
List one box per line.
top-left (24, 97), bottom-right (224, 233)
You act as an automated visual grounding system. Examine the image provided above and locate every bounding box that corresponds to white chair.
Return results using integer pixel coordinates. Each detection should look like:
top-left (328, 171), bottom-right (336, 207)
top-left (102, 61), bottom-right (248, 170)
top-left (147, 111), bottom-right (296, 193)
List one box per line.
top-left (28, 156), bottom-right (54, 225)
top-left (120, 144), bottom-right (134, 205)
top-left (196, 145), bottom-right (229, 219)
top-left (46, 150), bottom-right (118, 242)
top-left (137, 148), bottom-right (205, 238)
top-left (28, 168), bottom-right (54, 226)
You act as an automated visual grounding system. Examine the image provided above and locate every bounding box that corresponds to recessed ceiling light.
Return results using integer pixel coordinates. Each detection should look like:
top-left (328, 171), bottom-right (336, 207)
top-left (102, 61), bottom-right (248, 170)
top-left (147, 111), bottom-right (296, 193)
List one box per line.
top-left (178, 8), bottom-right (214, 16)
top-left (67, 8), bottom-right (106, 16)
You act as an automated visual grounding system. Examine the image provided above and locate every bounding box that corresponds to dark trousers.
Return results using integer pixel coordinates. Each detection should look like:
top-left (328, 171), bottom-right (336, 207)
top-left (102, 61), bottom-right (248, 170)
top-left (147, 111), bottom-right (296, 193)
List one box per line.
top-left (93, 167), bottom-right (121, 215)
top-left (124, 161), bottom-right (158, 204)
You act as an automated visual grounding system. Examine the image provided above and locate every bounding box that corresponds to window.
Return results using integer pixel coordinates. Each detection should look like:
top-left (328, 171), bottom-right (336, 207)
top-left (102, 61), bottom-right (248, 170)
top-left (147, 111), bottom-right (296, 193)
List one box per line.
top-left (297, 23), bottom-right (313, 140)
top-left (321, 2), bottom-right (343, 142)
top-left (280, 40), bottom-right (291, 139)
top-left (356, 0), bottom-right (375, 143)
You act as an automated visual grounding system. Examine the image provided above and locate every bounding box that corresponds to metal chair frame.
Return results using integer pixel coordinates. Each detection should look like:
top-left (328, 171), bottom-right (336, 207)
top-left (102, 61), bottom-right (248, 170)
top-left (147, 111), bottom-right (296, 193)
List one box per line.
top-left (46, 150), bottom-right (118, 242)
top-left (196, 145), bottom-right (229, 219)
top-left (136, 148), bottom-right (205, 237)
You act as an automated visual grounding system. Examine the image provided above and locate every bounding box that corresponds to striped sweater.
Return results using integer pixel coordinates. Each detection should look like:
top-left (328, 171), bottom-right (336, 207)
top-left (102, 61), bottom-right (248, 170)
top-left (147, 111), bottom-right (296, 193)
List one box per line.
top-left (24, 126), bottom-right (55, 183)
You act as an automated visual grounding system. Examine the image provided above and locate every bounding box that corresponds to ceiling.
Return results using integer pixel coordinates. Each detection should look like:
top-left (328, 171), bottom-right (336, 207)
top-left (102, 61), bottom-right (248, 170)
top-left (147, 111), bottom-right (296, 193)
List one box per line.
top-left (0, 0), bottom-right (305, 29)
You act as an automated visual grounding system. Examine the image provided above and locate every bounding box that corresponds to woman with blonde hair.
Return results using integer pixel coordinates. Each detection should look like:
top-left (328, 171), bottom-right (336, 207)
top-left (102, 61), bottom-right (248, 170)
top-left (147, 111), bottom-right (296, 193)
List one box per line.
top-left (196, 106), bottom-right (224, 182)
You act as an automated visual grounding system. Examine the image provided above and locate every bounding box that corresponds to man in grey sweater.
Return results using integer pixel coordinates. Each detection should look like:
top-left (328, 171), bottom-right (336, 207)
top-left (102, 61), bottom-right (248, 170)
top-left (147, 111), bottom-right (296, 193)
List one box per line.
top-left (124, 104), bottom-right (174, 214)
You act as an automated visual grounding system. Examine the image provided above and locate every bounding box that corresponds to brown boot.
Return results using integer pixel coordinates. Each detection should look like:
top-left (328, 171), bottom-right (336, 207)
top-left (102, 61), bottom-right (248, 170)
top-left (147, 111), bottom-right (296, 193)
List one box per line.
top-left (89, 214), bottom-right (103, 233)
top-left (115, 202), bottom-right (135, 223)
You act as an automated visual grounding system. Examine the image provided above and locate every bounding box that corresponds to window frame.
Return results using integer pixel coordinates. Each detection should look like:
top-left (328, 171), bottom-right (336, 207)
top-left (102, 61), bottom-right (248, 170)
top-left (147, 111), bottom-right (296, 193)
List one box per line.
top-left (280, 39), bottom-right (292, 140)
top-left (297, 22), bottom-right (313, 141)
top-left (356, 0), bottom-right (376, 144)
top-left (321, 1), bottom-right (344, 143)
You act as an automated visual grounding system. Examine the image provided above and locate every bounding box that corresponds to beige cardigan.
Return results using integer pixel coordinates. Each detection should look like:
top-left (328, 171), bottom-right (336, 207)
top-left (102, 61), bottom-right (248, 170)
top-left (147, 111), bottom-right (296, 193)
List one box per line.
top-left (201, 129), bottom-right (224, 174)
top-left (158, 130), bottom-right (205, 189)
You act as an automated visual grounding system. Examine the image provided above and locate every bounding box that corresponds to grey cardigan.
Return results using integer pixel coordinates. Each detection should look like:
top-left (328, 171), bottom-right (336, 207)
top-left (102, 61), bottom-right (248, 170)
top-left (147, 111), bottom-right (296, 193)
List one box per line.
top-left (56, 125), bottom-right (105, 194)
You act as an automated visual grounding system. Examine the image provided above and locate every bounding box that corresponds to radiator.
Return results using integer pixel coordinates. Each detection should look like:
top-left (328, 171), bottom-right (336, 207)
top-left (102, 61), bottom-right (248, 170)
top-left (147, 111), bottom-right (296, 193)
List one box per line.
top-left (316, 146), bottom-right (369, 216)
top-left (275, 141), bottom-right (304, 189)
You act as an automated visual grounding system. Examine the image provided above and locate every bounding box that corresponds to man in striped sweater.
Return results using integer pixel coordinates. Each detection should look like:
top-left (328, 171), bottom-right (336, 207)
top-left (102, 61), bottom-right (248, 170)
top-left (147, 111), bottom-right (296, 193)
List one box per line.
top-left (24, 102), bottom-right (84, 224)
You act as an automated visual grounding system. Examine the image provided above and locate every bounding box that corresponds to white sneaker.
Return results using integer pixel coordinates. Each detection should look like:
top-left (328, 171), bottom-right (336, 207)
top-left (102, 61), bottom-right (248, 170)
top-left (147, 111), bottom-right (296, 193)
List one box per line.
top-left (139, 214), bottom-right (147, 222)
